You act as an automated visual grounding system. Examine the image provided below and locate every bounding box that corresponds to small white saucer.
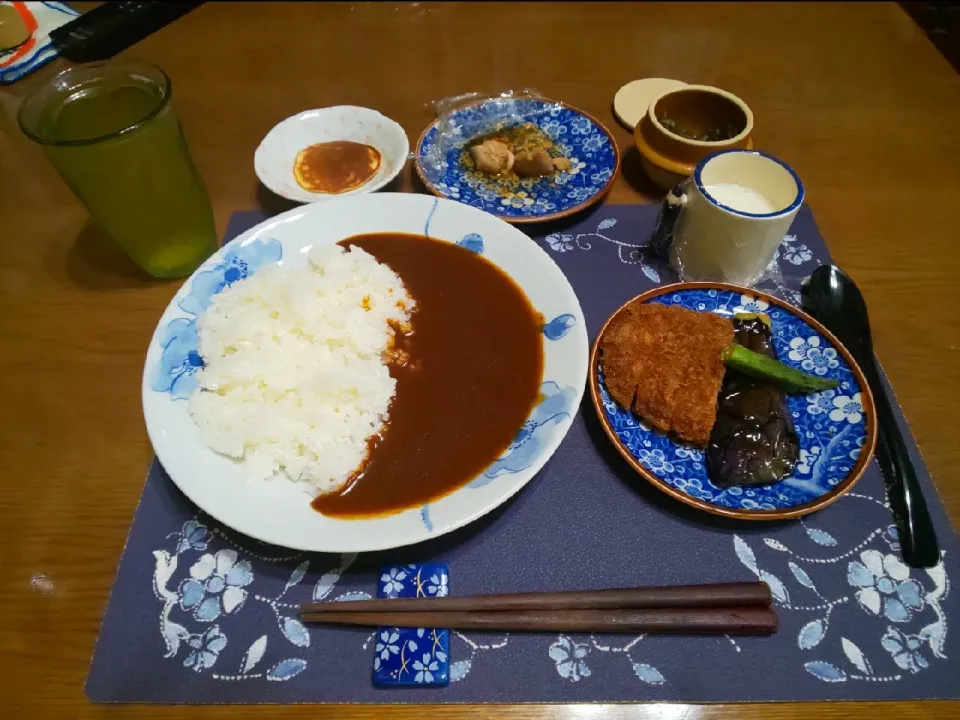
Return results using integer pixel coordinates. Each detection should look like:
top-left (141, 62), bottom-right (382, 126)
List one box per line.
top-left (255, 106), bottom-right (409, 204)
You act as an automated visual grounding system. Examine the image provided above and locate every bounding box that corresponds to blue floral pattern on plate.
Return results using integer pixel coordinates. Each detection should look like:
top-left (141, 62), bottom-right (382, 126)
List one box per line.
top-left (374, 563), bottom-right (450, 687)
top-left (457, 232), bottom-right (484, 254)
top-left (418, 380), bottom-right (578, 528)
top-left (469, 380), bottom-right (578, 486)
top-left (597, 288), bottom-right (870, 513)
top-left (542, 314), bottom-right (577, 340)
top-left (151, 239), bottom-right (283, 399)
top-left (417, 98), bottom-right (617, 221)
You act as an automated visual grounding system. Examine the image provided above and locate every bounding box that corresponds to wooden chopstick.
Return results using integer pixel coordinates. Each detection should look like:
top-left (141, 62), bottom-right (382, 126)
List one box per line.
top-left (299, 582), bottom-right (771, 616)
top-left (300, 606), bottom-right (778, 635)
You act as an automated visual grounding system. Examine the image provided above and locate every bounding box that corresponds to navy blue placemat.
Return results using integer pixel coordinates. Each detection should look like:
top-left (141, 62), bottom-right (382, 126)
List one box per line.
top-left (87, 203), bottom-right (959, 703)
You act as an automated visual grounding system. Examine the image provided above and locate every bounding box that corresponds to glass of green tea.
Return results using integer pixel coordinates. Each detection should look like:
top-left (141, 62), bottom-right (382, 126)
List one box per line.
top-left (18, 61), bottom-right (218, 278)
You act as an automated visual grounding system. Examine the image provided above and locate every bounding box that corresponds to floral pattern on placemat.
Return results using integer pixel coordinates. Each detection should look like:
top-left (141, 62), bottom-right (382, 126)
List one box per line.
top-left (149, 512), bottom-right (515, 687)
top-left (144, 471), bottom-right (951, 692)
top-left (534, 488), bottom-right (951, 688)
top-left (152, 518), bottom-right (367, 683)
top-left (88, 205), bottom-right (959, 704)
top-left (733, 506), bottom-right (949, 684)
top-left (541, 217), bottom-right (821, 305)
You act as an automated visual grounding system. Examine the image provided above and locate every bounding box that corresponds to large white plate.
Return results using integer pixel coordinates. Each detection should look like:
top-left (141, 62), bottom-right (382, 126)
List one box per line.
top-left (143, 193), bottom-right (588, 552)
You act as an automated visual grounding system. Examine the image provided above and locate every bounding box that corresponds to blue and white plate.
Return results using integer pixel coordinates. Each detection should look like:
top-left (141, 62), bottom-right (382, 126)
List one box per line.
top-left (143, 193), bottom-right (588, 552)
top-left (590, 283), bottom-right (877, 520)
top-left (415, 98), bottom-right (619, 223)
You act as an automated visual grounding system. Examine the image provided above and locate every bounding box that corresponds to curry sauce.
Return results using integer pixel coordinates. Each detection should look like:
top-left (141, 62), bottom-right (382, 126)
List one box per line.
top-left (293, 140), bottom-right (381, 194)
top-left (311, 233), bottom-right (543, 518)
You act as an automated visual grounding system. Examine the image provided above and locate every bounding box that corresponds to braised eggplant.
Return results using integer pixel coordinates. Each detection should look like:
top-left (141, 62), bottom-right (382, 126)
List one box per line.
top-left (707, 315), bottom-right (800, 487)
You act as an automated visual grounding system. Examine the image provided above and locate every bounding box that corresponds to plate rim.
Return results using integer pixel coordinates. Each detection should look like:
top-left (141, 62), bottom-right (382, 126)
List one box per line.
top-left (588, 281), bottom-right (879, 521)
top-left (141, 193), bottom-right (589, 551)
top-left (413, 98), bottom-right (621, 224)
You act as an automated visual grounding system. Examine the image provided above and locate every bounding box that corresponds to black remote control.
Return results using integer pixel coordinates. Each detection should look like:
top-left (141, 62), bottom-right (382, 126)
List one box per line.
top-left (50, 1), bottom-right (206, 63)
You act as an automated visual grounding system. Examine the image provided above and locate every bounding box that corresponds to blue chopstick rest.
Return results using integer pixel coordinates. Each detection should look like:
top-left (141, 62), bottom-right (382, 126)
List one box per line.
top-left (372, 562), bottom-right (450, 687)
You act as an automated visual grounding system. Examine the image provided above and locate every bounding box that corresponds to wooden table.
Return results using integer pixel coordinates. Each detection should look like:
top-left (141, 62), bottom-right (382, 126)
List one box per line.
top-left (2, 1), bottom-right (958, 717)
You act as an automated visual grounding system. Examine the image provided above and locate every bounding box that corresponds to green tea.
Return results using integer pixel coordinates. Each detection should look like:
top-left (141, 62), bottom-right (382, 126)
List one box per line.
top-left (22, 65), bottom-right (217, 278)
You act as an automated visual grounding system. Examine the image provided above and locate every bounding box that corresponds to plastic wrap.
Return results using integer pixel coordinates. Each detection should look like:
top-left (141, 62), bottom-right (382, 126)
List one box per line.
top-left (420, 89), bottom-right (566, 185)
top-left (649, 180), bottom-right (796, 288)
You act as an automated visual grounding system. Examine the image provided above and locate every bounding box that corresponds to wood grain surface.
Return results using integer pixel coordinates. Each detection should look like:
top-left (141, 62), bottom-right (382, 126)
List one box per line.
top-left (1, 1), bottom-right (958, 716)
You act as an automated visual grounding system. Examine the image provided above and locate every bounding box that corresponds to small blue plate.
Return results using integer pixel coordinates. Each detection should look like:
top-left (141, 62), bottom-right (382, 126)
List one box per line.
top-left (415, 98), bottom-right (619, 223)
top-left (373, 563), bottom-right (450, 687)
top-left (590, 283), bottom-right (878, 520)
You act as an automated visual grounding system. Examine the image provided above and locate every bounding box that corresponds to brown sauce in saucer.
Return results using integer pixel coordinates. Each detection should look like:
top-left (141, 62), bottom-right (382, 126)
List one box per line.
top-left (293, 140), bottom-right (381, 194)
top-left (311, 233), bottom-right (543, 519)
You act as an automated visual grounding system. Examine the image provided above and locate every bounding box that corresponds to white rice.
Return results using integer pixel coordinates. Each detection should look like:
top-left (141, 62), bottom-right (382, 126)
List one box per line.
top-left (188, 243), bottom-right (414, 494)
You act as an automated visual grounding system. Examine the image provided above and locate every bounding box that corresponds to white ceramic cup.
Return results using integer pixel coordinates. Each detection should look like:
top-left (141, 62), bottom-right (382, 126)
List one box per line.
top-left (651, 149), bottom-right (804, 286)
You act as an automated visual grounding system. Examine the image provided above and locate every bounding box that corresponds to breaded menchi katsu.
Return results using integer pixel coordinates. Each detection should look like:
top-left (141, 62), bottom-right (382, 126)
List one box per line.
top-left (599, 302), bottom-right (734, 446)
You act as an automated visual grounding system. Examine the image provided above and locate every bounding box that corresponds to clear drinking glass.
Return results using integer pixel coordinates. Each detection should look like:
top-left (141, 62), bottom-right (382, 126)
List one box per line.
top-left (18, 61), bottom-right (218, 278)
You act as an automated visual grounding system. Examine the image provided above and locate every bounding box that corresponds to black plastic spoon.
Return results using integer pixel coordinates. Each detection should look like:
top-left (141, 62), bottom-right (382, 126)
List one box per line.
top-left (801, 265), bottom-right (940, 568)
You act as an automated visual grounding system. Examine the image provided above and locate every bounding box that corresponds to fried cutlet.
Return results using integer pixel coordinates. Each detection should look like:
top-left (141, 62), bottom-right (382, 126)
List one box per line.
top-left (600, 301), bottom-right (734, 446)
